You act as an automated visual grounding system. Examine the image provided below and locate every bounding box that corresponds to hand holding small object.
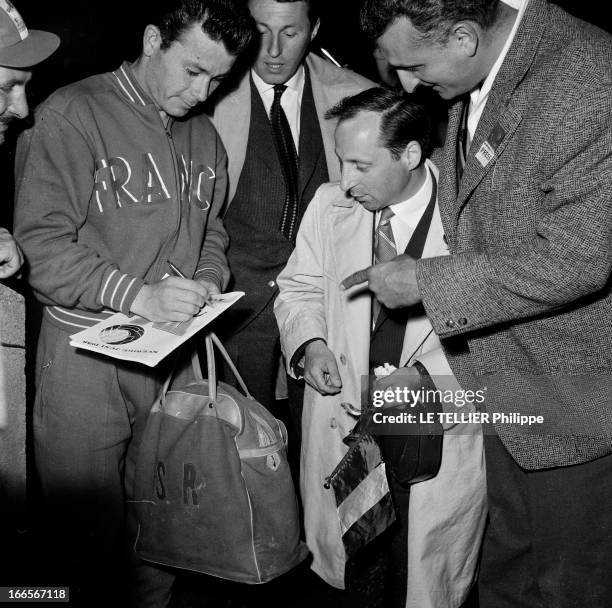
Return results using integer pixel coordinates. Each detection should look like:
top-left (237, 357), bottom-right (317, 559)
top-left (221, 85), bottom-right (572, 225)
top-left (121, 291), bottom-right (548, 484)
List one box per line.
top-left (168, 260), bottom-right (218, 306)
top-left (304, 339), bottom-right (342, 395)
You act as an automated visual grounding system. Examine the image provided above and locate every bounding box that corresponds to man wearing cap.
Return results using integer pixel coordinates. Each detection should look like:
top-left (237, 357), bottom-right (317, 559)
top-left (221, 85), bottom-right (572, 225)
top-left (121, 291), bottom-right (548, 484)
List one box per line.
top-left (0, 0), bottom-right (58, 279)
top-left (14, 1), bottom-right (255, 605)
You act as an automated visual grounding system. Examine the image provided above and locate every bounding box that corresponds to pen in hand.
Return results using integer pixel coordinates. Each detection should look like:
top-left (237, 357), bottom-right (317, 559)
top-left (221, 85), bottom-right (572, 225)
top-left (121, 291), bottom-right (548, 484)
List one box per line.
top-left (167, 260), bottom-right (214, 309)
top-left (167, 261), bottom-right (188, 279)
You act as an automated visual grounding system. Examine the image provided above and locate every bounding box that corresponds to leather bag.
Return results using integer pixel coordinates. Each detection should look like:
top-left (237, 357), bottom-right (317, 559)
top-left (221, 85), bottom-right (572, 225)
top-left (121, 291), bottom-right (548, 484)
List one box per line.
top-left (373, 362), bottom-right (444, 486)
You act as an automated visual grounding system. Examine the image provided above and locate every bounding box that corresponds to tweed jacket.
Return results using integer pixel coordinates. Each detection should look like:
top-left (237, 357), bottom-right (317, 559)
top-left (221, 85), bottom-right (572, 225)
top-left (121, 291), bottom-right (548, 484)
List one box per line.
top-left (274, 172), bottom-right (487, 605)
top-left (416, 0), bottom-right (612, 469)
top-left (209, 52), bottom-right (374, 203)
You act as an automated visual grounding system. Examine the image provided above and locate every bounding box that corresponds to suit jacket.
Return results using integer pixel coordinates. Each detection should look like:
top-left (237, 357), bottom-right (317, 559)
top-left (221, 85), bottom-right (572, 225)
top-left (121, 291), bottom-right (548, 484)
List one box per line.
top-left (274, 169), bottom-right (487, 607)
top-left (417, 0), bottom-right (612, 469)
top-left (210, 53), bottom-right (375, 203)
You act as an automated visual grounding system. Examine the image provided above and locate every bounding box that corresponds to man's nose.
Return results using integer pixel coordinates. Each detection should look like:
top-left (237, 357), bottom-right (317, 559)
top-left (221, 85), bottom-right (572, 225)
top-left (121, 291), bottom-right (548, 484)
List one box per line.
top-left (398, 71), bottom-right (421, 94)
top-left (9, 89), bottom-right (29, 120)
top-left (339, 167), bottom-right (355, 193)
top-left (193, 76), bottom-right (211, 103)
top-left (267, 33), bottom-right (282, 58)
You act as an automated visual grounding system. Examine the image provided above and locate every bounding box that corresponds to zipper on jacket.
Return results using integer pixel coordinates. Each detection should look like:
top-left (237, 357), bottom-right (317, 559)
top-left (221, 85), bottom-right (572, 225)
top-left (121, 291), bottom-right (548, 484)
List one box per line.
top-left (151, 118), bottom-right (184, 281)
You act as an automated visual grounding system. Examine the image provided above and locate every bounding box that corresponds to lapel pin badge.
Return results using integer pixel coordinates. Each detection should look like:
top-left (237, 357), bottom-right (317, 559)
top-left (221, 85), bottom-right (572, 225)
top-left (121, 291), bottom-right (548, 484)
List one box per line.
top-left (475, 122), bottom-right (507, 168)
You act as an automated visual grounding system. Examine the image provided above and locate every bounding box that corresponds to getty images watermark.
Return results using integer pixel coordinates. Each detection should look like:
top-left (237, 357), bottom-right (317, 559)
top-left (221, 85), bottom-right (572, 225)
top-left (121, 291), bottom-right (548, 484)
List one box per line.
top-left (362, 373), bottom-right (612, 437)
top-left (371, 385), bottom-right (544, 428)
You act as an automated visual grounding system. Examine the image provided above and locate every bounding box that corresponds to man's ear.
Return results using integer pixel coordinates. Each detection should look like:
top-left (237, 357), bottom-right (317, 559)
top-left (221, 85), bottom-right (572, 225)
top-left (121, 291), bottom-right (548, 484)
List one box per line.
top-left (449, 21), bottom-right (479, 57)
top-left (142, 25), bottom-right (163, 58)
top-left (402, 141), bottom-right (423, 170)
top-left (310, 18), bottom-right (321, 42)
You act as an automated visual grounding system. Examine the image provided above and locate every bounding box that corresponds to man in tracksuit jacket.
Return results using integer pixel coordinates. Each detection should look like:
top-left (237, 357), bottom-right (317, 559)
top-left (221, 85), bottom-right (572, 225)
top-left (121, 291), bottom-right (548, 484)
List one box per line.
top-left (13, 2), bottom-right (255, 606)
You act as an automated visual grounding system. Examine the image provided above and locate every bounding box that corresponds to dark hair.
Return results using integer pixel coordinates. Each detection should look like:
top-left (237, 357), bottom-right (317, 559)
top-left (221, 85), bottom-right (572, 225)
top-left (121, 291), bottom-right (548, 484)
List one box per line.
top-left (326, 87), bottom-right (432, 161)
top-left (254, 0), bottom-right (321, 26)
top-left (360, 0), bottom-right (501, 42)
top-left (156, 0), bottom-right (256, 55)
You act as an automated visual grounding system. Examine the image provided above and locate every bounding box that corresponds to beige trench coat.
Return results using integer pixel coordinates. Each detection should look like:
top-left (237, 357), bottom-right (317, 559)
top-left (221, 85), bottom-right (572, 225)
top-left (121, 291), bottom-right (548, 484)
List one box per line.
top-left (275, 169), bottom-right (487, 607)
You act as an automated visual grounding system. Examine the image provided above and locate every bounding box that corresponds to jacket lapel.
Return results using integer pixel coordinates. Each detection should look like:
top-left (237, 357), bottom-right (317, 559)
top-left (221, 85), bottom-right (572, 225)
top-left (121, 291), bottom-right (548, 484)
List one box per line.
top-left (329, 198), bottom-right (374, 286)
top-left (457, 105), bottom-right (522, 207)
top-left (439, 100), bottom-right (464, 237)
top-left (329, 198), bottom-right (374, 356)
top-left (211, 73), bottom-right (251, 203)
top-left (451, 0), bottom-right (547, 219)
top-left (399, 206), bottom-right (447, 366)
top-left (298, 67), bottom-right (325, 201)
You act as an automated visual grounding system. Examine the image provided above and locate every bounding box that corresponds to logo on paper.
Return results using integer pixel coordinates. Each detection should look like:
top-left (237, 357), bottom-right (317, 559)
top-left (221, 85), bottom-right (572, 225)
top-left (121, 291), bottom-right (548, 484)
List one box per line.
top-left (99, 324), bottom-right (145, 345)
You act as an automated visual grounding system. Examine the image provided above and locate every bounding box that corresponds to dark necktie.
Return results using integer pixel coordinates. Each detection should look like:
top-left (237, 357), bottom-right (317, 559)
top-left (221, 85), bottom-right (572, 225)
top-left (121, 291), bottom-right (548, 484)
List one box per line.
top-left (270, 84), bottom-right (299, 241)
top-left (457, 101), bottom-right (469, 181)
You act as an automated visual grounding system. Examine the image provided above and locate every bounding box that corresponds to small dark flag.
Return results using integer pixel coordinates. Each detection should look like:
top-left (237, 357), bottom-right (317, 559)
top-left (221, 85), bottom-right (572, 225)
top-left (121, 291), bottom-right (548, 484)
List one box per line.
top-left (325, 433), bottom-right (395, 557)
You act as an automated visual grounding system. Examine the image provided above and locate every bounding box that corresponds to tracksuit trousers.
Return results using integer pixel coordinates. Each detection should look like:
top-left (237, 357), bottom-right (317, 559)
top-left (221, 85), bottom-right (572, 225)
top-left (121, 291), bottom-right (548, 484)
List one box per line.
top-left (33, 317), bottom-right (178, 608)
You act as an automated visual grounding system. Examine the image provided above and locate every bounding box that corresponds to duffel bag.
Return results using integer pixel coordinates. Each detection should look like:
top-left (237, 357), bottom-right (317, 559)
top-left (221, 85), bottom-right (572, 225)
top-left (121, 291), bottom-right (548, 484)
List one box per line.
top-left (132, 332), bottom-right (308, 583)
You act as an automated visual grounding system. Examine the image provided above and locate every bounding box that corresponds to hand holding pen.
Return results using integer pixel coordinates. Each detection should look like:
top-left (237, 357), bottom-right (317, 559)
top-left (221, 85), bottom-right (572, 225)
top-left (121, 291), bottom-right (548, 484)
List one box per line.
top-left (129, 261), bottom-right (214, 323)
top-left (167, 261), bottom-right (217, 310)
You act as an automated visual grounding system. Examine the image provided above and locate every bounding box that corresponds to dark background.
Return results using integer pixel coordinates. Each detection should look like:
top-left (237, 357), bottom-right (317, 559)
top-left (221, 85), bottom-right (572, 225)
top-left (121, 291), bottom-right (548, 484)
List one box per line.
top-left (1, 0), bottom-right (610, 604)
top-left (15, 0), bottom-right (611, 105)
top-left (1, 0), bottom-right (610, 228)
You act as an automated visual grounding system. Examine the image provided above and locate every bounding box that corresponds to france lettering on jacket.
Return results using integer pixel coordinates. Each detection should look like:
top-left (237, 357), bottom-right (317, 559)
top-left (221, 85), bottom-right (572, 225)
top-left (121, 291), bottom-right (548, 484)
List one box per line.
top-left (93, 153), bottom-right (214, 212)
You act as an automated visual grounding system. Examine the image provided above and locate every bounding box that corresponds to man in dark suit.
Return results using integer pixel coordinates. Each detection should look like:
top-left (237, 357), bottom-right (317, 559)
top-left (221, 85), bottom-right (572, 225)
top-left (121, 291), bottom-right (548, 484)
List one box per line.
top-left (210, 0), bottom-right (373, 428)
top-left (351, 1), bottom-right (612, 606)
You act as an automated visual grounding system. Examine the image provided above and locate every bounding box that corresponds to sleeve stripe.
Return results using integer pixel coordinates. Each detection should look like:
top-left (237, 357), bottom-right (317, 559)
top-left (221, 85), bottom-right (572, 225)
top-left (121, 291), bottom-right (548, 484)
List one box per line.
top-left (46, 308), bottom-right (90, 330)
top-left (51, 307), bottom-right (104, 322)
top-left (100, 269), bottom-right (118, 305)
top-left (118, 277), bottom-right (138, 312)
top-left (109, 273), bottom-right (127, 309)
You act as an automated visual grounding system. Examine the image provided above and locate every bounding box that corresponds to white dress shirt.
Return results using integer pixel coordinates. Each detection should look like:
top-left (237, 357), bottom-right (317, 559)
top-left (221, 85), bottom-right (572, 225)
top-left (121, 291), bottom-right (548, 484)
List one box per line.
top-left (375, 163), bottom-right (434, 256)
top-left (467, 0), bottom-right (529, 146)
top-left (251, 66), bottom-right (306, 149)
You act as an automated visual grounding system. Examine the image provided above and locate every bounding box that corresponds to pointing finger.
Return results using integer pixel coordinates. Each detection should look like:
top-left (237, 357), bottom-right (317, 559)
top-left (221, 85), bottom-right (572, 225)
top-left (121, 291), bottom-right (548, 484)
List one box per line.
top-left (341, 268), bottom-right (370, 290)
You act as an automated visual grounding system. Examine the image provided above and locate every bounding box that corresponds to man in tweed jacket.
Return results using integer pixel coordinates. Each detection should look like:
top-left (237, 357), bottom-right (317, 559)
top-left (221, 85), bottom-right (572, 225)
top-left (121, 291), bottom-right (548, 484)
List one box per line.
top-left (356, 0), bottom-right (612, 606)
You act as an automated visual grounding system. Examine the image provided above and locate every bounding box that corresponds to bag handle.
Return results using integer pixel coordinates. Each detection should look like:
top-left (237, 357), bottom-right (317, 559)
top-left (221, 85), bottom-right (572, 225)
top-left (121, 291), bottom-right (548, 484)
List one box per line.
top-left (160, 332), bottom-right (253, 407)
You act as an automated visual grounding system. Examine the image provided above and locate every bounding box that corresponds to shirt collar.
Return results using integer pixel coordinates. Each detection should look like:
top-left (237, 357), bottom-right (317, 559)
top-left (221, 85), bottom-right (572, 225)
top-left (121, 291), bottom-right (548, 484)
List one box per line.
top-left (470, 0), bottom-right (529, 109)
top-left (385, 163), bottom-right (432, 224)
top-left (251, 65), bottom-right (306, 97)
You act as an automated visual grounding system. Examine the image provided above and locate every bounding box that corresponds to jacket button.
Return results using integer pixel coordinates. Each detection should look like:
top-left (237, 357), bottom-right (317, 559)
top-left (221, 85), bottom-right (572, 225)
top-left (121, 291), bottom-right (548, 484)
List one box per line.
top-left (330, 417), bottom-right (338, 429)
top-left (446, 320), bottom-right (456, 329)
top-left (339, 354), bottom-right (347, 365)
top-left (458, 317), bottom-right (468, 326)
top-left (267, 280), bottom-right (276, 288)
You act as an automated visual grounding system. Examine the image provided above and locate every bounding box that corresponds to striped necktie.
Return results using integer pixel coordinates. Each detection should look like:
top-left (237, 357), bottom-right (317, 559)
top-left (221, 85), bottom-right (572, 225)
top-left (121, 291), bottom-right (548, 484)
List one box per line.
top-left (270, 84), bottom-right (299, 241)
top-left (374, 206), bottom-right (397, 263)
top-left (373, 206), bottom-right (397, 321)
